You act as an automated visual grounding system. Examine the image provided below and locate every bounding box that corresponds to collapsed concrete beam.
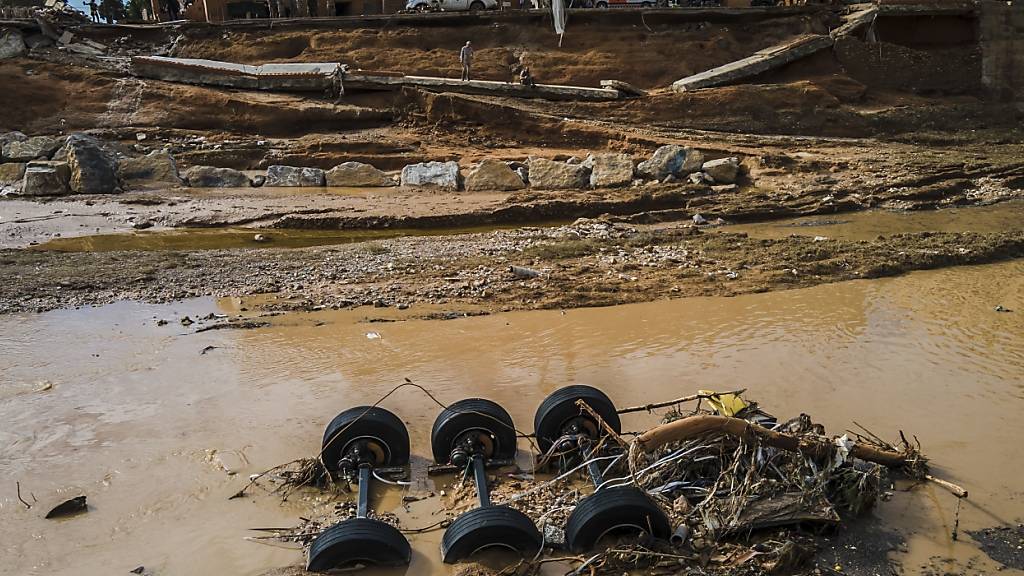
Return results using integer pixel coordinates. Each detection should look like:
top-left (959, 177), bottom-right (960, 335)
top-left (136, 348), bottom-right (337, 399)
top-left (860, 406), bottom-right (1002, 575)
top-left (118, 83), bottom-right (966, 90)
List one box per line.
top-left (671, 34), bottom-right (834, 93)
top-left (343, 72), bottom-right (620, 102)
top-left (130, 56), bottom-right (341, 92)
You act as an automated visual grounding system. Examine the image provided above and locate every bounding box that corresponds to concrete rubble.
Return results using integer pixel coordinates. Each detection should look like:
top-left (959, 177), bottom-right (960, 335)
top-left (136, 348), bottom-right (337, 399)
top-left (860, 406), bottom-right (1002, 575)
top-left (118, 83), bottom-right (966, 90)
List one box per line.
top-left (183, 165), bottom-right (251, 188)
top-left (586, 153), bottom-right (635, 188)
top-left (637, 145), bottom-right (703, 181)
top-left (527, 157), bottom-right (590, 190)
top-left (63, 134), bottom-right (119, 194)
top-left (702, 157), bottom-right (741, 184)
top-left (118, 150), bottom-right (183, 188)
top-left (22, 161), bottom-right (70, 196)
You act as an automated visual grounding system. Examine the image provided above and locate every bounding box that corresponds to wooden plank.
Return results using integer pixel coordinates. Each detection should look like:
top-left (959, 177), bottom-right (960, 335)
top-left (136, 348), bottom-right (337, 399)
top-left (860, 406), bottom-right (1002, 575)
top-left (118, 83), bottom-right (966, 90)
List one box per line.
top-left (671, 34), bottom-right (834, 92)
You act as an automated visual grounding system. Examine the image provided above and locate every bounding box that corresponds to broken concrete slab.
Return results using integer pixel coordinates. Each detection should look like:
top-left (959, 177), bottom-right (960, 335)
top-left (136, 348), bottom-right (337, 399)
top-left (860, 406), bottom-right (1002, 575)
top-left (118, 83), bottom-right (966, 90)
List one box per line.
top-left (672, 34), bottom-right (835, 92)
top-left (400, 161), bottom-right (460, 190)
top-left (183, 165), bottom-right (250, 187)
top-left (325, 162), bottom-right (395, 187)
top-left (265, 165), bottom-right (326, 187)
top-left (344, 72), bottom-right (620, 102)
top-left (601, 79), bottom-right (649, 97)
top-left (637, 145), bottom-right (702, 180)
top-left (118, 150), bottom-right (183, 188)
top-left (0, 162), bottom-right (26, 186)
top-left (130, 56), bottom-right (342, 93)
top-left (464, 158), bottom-right (526, 192)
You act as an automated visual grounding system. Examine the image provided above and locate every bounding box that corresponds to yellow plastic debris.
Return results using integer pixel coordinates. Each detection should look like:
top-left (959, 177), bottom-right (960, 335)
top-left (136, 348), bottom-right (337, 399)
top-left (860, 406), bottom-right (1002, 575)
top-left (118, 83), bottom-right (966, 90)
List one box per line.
top-left (699, 390), bottom-right (748, 417)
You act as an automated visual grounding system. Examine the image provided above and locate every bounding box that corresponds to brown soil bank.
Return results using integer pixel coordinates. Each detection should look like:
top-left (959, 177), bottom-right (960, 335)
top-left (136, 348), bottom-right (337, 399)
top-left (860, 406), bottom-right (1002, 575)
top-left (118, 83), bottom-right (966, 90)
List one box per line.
top-left (173, 11), bottom-right (833, 89)
top-left (2, 223), bottom-right (1022, 315)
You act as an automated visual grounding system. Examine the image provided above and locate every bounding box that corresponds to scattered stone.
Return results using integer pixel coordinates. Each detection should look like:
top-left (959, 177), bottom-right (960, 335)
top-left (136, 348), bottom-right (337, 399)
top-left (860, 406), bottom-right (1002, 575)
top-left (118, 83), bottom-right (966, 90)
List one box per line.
top-left (180, 316), bottom-right (193, 326)
top-left (118, 150), bottom-right (182, 188)
top-left (527, 157), bottom-right (589, 190)
top-left (265, 165), bottom-right (326, 187)
top-left (131, 219), bottom-right (153, 230)
top-left (464, 158), bottom-right (526, 191)
top-left (689, 172), bottom-right (711, 185)
top-left (45, 495), bottom-right (87, 519)
top-left (64, 134), bottom-right (119, 194)
top-left (0, 131), bottom-right (27, 149)
top-left (251, 175), bottom-right (265, 187)
top-left (702, 157), bottom-right (741, 184)
top-left (994, 305), bottom-right (1012, 312)
top-left (135, 132), bottom-right (147, 141)
top-left (400, 161), bottom-right (460, 191)
top-left (692, 213), bottom-right (708, 225)
top-left (711, 183), bottom-right (738, 193)
top-left (253, 234), bottom-right (269, 242)
top-left (510, 265), bottom-right (540, 278)
top-left (587, 153), bottom-right (634, 188)
top-left (3, 135), bottom-right (62, 162)
top-left (0, 29), bottom-right (26, 60)
top-left (566, 156), bottom-right (581, 165)
top-left (325, 161), bottom-right (394, 187)
top-left (22, 161), bottom-right (71, 196)
top-left (183, 165), bottom-right (250, 187)
top-left (637, 145), bottom-right (703, 180)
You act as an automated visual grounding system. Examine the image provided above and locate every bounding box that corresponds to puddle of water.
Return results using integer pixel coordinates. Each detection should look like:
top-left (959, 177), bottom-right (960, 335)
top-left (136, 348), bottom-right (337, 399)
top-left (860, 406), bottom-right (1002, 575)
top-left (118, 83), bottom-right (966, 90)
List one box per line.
top-left (1, 261), bottom-right (1022, 575)
top-left (27, 221), bottom-right (560, 253)
top-left (724, 200), bottom-right (1024, 241)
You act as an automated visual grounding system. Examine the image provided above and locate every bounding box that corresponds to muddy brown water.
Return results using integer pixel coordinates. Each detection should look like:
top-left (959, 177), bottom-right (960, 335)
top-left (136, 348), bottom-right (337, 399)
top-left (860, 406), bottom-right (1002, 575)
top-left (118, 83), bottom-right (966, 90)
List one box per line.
top-left (2, 255), bottom-right (1022, 575)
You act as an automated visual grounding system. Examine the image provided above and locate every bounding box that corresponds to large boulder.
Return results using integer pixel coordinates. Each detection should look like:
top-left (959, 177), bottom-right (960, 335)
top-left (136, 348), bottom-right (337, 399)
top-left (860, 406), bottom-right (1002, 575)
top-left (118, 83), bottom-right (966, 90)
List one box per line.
top-left (64, 134), bottom-right (119, 194)
top-left (325, 162), bottom-right (394, 187)
top-left (587, 153), bottom-right (635, 188)
top-left (0, 29), bottom-right (26, 60)
top-left (118, 150), bottom-right (182, 188)
top-left (636, 145), bottom-right (704, 180)
top-left (464, 159), bottom-right (526, 192)
top-left (183, 165), bottom-right (251, 188)
top-left (400, 161), bottom-right (460, 190)
top-left (0, 131), bottom-right (27, 149)
top-left (22, 161), bottom-right (71, 196)
top-left (702, 157), bottom-right (740, 184)
top-left (3, 135), bottom-right (62, 162)
top-left (265, 165), bottom-right (325, 187)
top-left (527, 157), bottom-right (589, 190)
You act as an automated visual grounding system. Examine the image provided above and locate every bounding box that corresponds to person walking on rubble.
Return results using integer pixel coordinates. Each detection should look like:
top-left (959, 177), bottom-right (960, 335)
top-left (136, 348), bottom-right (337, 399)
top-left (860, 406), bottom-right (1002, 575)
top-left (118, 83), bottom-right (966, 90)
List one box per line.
top-left (88, 0), bottom-right (100, 22)
top-left (459, 41), bottom-right (474, 82)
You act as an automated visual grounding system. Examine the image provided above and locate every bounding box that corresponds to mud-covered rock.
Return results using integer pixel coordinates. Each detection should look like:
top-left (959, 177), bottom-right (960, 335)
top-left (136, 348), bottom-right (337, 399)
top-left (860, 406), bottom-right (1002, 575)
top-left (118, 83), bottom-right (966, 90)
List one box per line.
top-left (637, 145), bottom-right (703, 180)
top-left (464, 159), bottom-right (526, 191)
top-left (0, 29), bottom-right (26, 60)
top-left (118, 150), bottom-right (182, 188)
top-left (587, 153), bottom-right (635, 188)
top-left (325, 162), bottom-right (394, 187)
top-left (63, 134), bottom-right (119, 194)
top-left (184, 166), bottom-right (250, 188)
top-left (401, 161), bottom-right (460, 190)
top-left (0, 131), bottom-right (27, 149)
top-left (702, 157), bottom-right (740, 184)
top-left (3, 136), bottom-right (62, 162)
top-left (266, 165), bottom-right (325, 187)
top-left (22, 161), bottom-right (71, 196)
top-left (527, 157), bottom-right (589, 190)
top-left (0, 162), bottom-right (26, 185)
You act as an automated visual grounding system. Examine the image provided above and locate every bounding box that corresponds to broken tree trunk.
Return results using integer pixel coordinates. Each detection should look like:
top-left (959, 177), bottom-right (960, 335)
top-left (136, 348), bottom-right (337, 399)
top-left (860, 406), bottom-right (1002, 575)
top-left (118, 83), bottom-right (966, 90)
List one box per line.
top-left (635, 414), bottom-right (910, 467)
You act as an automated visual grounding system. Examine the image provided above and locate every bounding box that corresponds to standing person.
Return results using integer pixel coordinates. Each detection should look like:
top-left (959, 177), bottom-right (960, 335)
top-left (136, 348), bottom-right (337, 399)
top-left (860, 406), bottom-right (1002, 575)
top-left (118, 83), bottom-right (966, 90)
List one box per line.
top-left (89, 0), bottom-right (100, 21)
top-left (459, 41), bottom-right (473, 81)
top-left (167, 0), bottom-right (180, 20)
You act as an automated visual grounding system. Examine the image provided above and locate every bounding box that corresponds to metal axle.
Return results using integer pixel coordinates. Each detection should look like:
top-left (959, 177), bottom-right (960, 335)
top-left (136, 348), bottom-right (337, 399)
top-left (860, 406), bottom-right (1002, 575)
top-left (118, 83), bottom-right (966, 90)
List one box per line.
top-left (471, 454), bottom-right (490, 507)
top-left (357, 464), bottom-right (371, 518)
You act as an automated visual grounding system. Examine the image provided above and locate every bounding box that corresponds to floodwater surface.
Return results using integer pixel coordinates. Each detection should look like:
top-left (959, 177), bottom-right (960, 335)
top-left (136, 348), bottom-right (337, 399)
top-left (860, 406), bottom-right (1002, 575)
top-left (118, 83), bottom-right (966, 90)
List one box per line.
top-left (1, 260), bottom-right (1022, 575)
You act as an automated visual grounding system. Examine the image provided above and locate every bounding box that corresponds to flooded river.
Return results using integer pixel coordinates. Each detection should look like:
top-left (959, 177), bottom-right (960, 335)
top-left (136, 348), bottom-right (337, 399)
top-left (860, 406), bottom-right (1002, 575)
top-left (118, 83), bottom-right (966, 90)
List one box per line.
top-left (2, 261), bottom-right (1023, 574)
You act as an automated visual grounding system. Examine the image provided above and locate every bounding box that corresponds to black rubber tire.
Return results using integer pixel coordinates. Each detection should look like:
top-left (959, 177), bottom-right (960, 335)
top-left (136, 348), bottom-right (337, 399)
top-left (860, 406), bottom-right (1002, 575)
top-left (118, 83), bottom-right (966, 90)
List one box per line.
top-left (321, 406), bottom-right (410, 473)
top-left (441, 506), bottom-right (543, 563)
top-left (431, 398), bottom-right (518, 465)
top-left (565, 486), bottom-right (671, 552)
top-left (533, 385), bottom-right (621, 453)
top-left (307, 518), bottom-right (411, 571)
top-left (469, 0), bottom-right (485, 10)
top-left (596, 1), bottom-right (607, 7)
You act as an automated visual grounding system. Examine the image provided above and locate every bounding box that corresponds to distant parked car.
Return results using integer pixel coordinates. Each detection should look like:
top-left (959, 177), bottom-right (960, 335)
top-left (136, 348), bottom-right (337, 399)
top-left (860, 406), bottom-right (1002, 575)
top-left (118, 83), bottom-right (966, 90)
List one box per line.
top-left (404, 0), bottom-right (499, 11)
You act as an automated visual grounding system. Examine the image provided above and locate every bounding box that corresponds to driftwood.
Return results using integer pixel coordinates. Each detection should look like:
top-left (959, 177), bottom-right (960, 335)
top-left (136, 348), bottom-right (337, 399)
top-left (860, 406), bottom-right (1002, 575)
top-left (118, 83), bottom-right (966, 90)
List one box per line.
top-left (635, 414), bottom-right (910, 468)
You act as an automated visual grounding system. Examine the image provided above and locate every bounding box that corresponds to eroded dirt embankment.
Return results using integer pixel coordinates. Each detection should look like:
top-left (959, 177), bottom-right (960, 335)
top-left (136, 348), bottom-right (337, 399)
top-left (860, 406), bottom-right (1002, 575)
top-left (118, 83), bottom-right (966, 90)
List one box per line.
top-left (3, 220), bottom-right (1023, 315)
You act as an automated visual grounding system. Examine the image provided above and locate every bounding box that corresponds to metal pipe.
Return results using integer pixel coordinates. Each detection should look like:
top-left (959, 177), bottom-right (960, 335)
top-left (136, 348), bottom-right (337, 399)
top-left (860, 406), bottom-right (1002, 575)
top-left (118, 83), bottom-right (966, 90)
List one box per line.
top-left (586, 458), bottom-right (605, 487)
top-left (472, 455), bottom-right (490, 507)
top-left (356, 464), bottom-right (371, 518)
